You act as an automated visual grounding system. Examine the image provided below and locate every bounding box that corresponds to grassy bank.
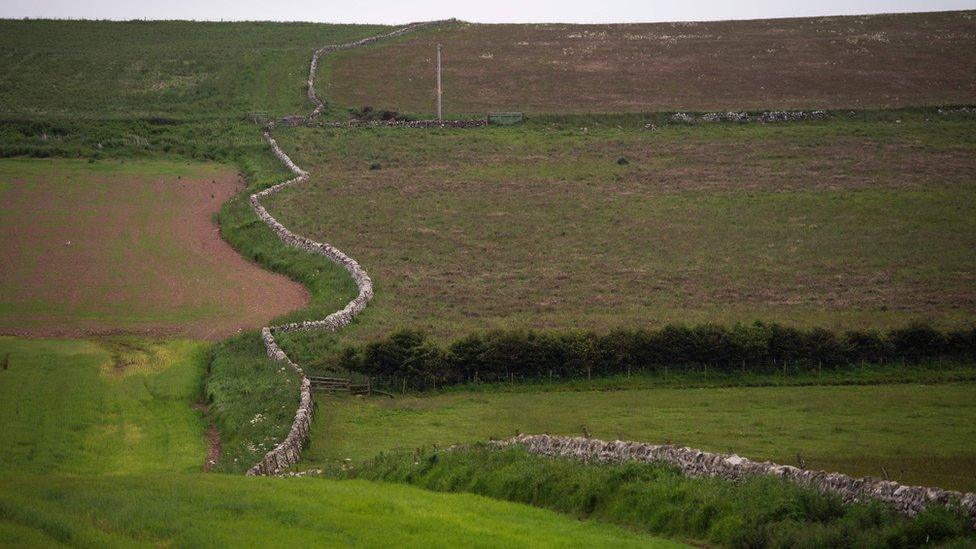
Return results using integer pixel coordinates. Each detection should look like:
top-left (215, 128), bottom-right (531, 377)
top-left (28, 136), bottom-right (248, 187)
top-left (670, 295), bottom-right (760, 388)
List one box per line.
top-left (205, 333), bottom-right (302, 473)
top-left (0, 474), bottom-right (680, 547)
top-left (307, 379), bottom-right (976, 491)
top-left (345, 446), bottom-right (975, 547)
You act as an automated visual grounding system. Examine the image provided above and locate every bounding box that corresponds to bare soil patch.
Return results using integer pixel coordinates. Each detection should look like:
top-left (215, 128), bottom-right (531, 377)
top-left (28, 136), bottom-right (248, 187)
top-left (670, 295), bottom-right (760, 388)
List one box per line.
top-left (0, 159), bottom-right (307, 339)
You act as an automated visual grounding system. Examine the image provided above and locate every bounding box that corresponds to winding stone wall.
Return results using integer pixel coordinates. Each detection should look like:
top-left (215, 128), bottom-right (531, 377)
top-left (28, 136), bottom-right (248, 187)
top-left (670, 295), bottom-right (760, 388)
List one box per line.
top-left (245, 22), bottom-right (445, 476)
top-left (495, 434), bottom-right (976, 523)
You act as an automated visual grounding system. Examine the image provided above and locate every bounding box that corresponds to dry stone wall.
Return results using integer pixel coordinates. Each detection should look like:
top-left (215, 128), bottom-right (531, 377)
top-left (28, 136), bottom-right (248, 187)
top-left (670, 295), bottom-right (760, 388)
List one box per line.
top-left (245, 22), bottom-right (445, 476)
top-left (315, 119), bottom-right (489, 129)
top-left (495, 434), bottom-right (976, 524)
top-left (667, 110), bottom-right (829, 124)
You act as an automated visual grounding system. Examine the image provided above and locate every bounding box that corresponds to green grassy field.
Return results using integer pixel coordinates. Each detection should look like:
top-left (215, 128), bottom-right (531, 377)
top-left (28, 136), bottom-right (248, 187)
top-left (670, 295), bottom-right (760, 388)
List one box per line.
top-left (0, 20), bottom-right (385, 119)
top-left (321, 13), bottom-right (976, 117)
top-left (0, 337), bottom-right (684, 546)
top-left (0, 474), bottom-right (679, 547)
top-left (0, 337), bottom-right (208, 474)
top-left (264, 112), bottom-right (976, 364)
top-left (307, 380), bottom-right (976, 491)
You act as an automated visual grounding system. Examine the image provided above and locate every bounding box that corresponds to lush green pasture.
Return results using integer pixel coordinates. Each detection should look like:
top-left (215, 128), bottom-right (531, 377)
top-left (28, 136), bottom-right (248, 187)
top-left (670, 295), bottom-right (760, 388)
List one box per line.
top-left (308, 380), bottom-right (976, 491)
top-left (348, 447), bottom-right (976, 548)
top-left (0, 338), bottom-right (679, 547)
top-left (265, 113), bottom-right (976, 363)
top-left (0, 474), bottom-right (679, 547)
top-left (0, 337), bottom-right (207, 474)
top-left (0, 20), bottom-right (385, 119)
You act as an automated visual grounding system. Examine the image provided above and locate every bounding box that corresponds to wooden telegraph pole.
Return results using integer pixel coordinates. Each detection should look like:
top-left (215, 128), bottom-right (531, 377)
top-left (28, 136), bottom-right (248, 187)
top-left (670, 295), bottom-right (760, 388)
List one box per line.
top-left (436, 43), bottom-right (443, 121)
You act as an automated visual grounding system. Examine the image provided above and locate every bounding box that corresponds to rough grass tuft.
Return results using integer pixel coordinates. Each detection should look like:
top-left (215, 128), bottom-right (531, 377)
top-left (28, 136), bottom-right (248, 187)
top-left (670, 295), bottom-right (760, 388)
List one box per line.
top-left (346, 446), bottom-right (976, 547)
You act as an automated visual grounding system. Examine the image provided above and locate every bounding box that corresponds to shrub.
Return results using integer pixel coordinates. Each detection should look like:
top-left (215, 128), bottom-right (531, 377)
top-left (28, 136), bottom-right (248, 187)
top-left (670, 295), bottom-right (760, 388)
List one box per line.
top-left (843, 330), bottom-right (892, 364)
top-left (890, 322), bottom-right (948, 361)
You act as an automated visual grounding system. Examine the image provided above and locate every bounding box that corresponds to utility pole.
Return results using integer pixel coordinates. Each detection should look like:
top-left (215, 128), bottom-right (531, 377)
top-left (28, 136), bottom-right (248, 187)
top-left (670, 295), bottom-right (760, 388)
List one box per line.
top-left (436, 43), bottom-right (443, 121)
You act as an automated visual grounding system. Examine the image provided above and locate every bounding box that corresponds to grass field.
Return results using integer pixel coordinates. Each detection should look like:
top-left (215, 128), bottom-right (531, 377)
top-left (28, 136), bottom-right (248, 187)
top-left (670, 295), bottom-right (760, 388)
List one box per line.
top-left (0, 20), bottom-right (386, 119)
top-left (0, 475), bottom-right (679, 547)
top-left (307, 380), bottom-right (976, 491)
top-left (0, 336), bottom-right (208, 474)
top-left (264, 112), bottom-right (976, 362)
top-left (0, 338), bottom-right (681, 546)
top-left (322, 12), bottom-right (976, 117)
top-left (0, 158), bottom-right (307, 338)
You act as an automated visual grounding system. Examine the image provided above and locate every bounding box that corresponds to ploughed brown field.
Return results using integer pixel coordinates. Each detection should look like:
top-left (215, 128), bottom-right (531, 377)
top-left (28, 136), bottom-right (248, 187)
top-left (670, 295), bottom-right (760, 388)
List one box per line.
top-left (323, 11), bottom-right (976, 116)
top-left (0, 158), bottom-right (307, 339)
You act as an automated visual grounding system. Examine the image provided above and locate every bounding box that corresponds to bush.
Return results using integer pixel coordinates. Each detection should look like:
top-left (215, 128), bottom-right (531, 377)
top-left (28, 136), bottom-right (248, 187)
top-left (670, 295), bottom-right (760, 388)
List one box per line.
top-left (890, 322), bottom-right (948, 361)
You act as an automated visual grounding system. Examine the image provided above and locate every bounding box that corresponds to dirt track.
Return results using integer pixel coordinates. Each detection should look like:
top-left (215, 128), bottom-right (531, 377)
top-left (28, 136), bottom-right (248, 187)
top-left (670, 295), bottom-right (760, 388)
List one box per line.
top-left (0, 160), bottom-right (308, 339)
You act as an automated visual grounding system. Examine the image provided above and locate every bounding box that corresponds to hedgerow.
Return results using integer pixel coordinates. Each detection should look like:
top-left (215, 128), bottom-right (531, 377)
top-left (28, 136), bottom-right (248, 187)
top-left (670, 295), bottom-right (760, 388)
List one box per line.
top-left (327, 322), bottom-right (976, 390)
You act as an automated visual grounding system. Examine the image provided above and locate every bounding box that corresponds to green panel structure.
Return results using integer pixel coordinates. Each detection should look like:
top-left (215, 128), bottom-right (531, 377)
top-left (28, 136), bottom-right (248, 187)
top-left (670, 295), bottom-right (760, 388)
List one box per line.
top-left (488, 112), bottom-right (524, 125)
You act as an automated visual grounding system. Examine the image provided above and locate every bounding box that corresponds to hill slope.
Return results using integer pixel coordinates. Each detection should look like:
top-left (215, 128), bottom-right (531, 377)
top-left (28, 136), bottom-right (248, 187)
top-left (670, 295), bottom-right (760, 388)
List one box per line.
top-left (0, 20), bottom-right (386, 119)
top-left (322, 11), bottom-right (976, 115)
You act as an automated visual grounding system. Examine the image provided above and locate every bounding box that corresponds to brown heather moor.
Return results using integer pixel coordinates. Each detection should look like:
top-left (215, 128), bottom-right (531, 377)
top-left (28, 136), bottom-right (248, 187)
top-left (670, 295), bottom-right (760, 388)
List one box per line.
top-left (322, 12), bottom-right (976, 116)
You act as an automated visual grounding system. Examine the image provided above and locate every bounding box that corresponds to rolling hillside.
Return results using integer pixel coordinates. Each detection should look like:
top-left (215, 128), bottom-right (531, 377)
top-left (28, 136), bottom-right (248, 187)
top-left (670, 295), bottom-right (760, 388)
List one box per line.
top-left (322, 12), bottom-right (976, 116)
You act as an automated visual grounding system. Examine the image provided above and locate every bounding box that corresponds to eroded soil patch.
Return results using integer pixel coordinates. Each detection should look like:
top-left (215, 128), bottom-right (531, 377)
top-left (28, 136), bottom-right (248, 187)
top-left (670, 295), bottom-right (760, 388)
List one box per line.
top-left (0, 158), bottom-right (307, 339)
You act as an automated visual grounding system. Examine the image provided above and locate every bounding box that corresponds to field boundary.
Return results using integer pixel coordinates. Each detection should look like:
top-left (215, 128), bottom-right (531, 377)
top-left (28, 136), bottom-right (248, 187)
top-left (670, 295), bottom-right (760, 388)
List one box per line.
top-left (497, 434), bottom-right (976, 523)
top-left (245, 21), bottom-right (458, 475)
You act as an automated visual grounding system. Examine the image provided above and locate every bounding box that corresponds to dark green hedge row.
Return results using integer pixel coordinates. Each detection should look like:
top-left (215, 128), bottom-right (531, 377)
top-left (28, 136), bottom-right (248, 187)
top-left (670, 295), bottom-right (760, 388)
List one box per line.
top-left (332, 323), bottom-right (976, 390)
